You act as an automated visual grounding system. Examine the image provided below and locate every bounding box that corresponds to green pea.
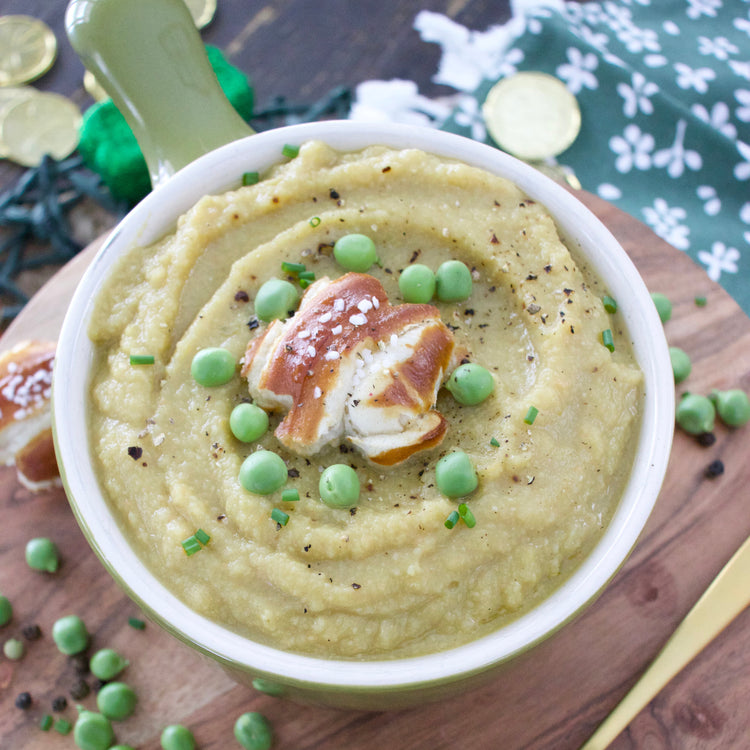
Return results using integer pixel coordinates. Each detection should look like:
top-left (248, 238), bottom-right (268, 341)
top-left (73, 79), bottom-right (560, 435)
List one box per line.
top-left (230, 403), bottom-right (269, 443)
top-left (239, 450), bottom-right (288, 495)
top-left (333, 233), bottom-right (378, 272)
top-left (650, 292), bottom-right (672, 323)
top-left (191, 347), bottom-right (236, 387)
top-left (90, 648), bottom-right (129, 681)
top-left (445, 363), bottom-right (495, 405)
top-left (710, 389), bottom-right (750, 427)
top-left (0, 595), bottom-right (12, 627)
top-left (73, 709), bottom-right (114, 750)
top-left (25, 537), bottom-right (59, 572)
top-left (52, 614), bottom-right (89, 655)
top-left (675, 393), bottom-right (715, 435)
top-left (398, 264), bottom-right (435, 303)
top-left (669, 346), bottom-right (691, 384)
top-left (435, 260), bottom-right (472, 302)
top-left (161, 724), bottom-right (195, 750)
top-left (234, 712), bottom-right (274, 750)
top-left (4, 637), bottom-right (24, 660)
top-left (435, 451), bottom-right (478, 499)
top-left (319, 464), bottom-right (360, 509)
top-left (254, 278), bottom-right (300, 322)
top-left (96, 681), bottom-right (137, 721)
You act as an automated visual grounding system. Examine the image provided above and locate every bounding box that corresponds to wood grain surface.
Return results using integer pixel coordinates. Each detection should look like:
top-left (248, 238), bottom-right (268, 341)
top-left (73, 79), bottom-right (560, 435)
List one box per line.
top-left (2, 191), bottom-right (750, 750)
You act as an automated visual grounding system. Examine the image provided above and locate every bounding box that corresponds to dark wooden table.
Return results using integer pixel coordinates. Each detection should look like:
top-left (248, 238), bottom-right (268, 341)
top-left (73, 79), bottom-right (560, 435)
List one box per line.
top-left (3, 3), bottom-right (750, 750)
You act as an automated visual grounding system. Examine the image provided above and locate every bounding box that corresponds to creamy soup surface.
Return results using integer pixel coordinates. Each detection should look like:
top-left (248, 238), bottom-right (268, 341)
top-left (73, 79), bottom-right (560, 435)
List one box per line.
top-left (88, 141), bottom-right (643, 659)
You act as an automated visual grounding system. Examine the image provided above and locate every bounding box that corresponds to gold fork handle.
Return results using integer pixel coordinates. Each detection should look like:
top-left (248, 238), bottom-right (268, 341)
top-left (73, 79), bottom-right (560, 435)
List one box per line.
top-left (580, 533), bottom-right (750, 750)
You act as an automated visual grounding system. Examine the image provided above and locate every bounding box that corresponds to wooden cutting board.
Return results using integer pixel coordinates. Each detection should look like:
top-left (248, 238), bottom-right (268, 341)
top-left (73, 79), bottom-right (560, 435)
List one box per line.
top-left (2, 193), bottom-right (750, 750)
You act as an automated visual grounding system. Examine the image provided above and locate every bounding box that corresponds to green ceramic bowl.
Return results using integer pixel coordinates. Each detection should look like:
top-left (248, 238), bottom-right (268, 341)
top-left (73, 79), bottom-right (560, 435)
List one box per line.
top-left (53, 0), bottom-right (674, 710)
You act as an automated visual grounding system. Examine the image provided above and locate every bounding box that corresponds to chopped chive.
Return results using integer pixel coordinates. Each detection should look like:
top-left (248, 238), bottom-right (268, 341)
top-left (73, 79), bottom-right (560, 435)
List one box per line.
top-left (444, 510), bottom-right (460, 529)
top-left (298, 270), bottom-right (316, 281)
top-left (54, 718), bottom-right (72, 735)
top-left (128, 617), bottom-right (146, 630)
top-left (694, 295), bottom-right (707, 307)
top-left (309, 216), bottom-right (321, 227)
top-left (281, 261), bottom-right (306, 274)
top-left (271, 508), bottom-right (289, 526)
top-left (458, 503), bottom-right (476, 528)
top-left (489, 437), bottom-right (500, 447)
top-left (602, 295), bottom-right (618, 314)
top-left (195, 528), bottom-right (211, 545)
top-left (299, 279), bottom-right (311, 289)
top-left (281, 488), bottom-right (300, 503)
top-left (524, 406), bottom-right (539, 425)
top-left (40, 714), bottom-right (53, 731)
top-left (181, 535), bottom-right (202, 556)
top-left (242, 171), bottom-right (259, 186)
top-left (282, 144), bottom-right (300, 158)
top-left (601, 328), bottom-right (615, 352)
top-left (129, 354), bottom-right (155, 365)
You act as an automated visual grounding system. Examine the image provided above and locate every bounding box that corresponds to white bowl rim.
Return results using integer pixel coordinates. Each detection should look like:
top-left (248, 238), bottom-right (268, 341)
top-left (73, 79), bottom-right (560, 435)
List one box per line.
top-left (53, 119), bottom-right (674, 691)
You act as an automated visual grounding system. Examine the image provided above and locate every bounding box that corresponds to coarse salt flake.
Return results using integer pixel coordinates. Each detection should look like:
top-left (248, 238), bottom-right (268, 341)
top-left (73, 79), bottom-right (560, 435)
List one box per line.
top-left (349, 313), bottom-right (367, 326)
top-left (319, 311), bottom-right (332, 323)
top-left (314, 386), bottom-right (322, 399)
top-left (306, 345), bottom-right (316, 357)
top-left (332, 325), bottom-right (343, 335)
top-left (297, 330), bottom-right (311, 339)
top-left (357, 299), bottom-right (373, 313)
top-left (372, 296), bottom-right (380, 309)
top-left (333, 298), bottom-right (345, 312)
top-left (324, 350), bottom-right (340, 361)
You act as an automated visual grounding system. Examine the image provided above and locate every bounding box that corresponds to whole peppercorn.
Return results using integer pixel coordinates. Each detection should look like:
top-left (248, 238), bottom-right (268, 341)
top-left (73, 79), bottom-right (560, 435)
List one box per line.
top-left (52, 695), bottom-right (68, 712)
top-left (696, 432), bottom-right (716, 447)
top-left (705, 460), bottom-right (725, 479)
top-left (15, 692), bottom-right (32, 710)
top-left (70, 679), bottom-right (90, 700)
top-left (22, 623), bottom-right (42, 640)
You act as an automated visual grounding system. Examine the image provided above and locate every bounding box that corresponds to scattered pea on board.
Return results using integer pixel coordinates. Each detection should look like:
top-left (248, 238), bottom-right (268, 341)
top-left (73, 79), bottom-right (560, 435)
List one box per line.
top-left (669, 346), bottom-right (691, 384)
top-left (0, 594), bottom-right (12, 626)
top-left (51, 614), bottom-right (89, 655)
top-left (96, 682), bottom-right (137, 720)
top-left (90, 648), bottom-right (129, 681)
top-left (675, 393), bottom-right (715, 435)
top-left (25, 537), bottom-right (60, 572)
top-left (73, 708), bottom-right (115, 750)
top-left (160, 724), bottom-right (196, 750)
top-left (711, 388), bottom-right (750, 427)
top-left (650, 292), bottom-right (672, 323)
top-left (234, 711), bottom-right (274, 750)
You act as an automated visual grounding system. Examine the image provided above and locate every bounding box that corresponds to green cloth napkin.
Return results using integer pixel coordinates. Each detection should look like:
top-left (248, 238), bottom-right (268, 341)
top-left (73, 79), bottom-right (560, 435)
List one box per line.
top-left (439, 0), bottom-right (750, 315)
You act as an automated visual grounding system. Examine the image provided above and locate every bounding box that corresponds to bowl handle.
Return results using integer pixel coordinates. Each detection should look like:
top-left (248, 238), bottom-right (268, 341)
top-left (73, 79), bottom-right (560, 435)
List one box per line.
top-left (66, 0), bottom-right (254, 187)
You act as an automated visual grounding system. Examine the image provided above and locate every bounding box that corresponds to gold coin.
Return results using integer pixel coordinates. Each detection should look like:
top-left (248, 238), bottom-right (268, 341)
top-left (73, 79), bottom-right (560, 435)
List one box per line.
top-left (0, 91), bottom-right (81, 167)
top-left (0, 86), bottom-right (36, 157)
top-left (0, 15), bottom-right (57, 86)
top-left (482, 72), bottom-right (581, 161)
top-left (183, 0), bottom-right (217, 29)
top-left (83, 70), bottom-right (109, 102)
